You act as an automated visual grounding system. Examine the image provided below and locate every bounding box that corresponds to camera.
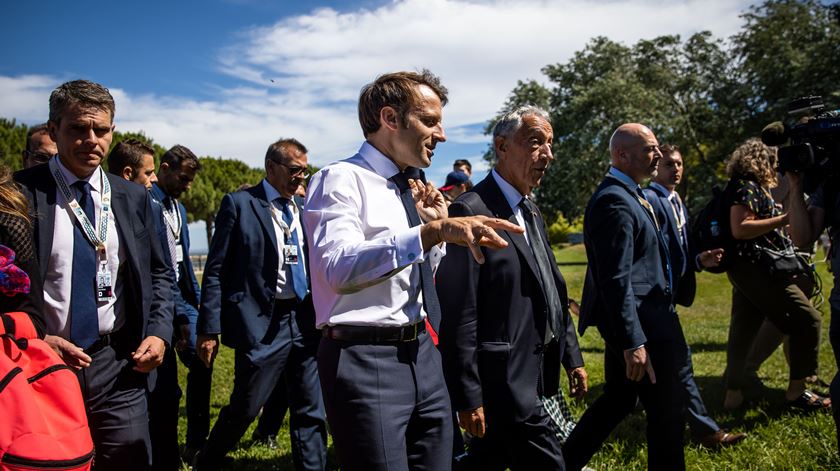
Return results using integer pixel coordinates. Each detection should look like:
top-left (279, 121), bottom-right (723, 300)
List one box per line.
top-left (761, 96), bottom-right (840, 192)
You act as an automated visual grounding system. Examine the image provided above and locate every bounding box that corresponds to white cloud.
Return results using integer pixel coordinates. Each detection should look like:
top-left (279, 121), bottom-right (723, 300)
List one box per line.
top-left (0, 0), bottom-right (752, 169)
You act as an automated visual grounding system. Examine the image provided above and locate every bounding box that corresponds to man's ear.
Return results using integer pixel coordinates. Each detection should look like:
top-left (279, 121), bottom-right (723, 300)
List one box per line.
top-left (380, 106), bottom-right (400, 132)
top-left (159, 161), bottom-right (170, 174)
top-left (122, 166), bottom-right (134, 182)
top-left (494, 135), bottom-right (507, 159)
top-left (47, 120), bottom-right (59, 142)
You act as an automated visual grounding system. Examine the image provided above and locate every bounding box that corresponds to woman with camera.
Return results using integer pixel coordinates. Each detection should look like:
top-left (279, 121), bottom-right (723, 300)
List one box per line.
top-left (722, 138), bottom-right (828, 411)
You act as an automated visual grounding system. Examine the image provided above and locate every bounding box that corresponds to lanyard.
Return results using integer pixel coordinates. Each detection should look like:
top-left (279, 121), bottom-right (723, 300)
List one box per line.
top-left (269, 199), bottom-right (300, 241)
top-left (162, 200), bottom-right (182, 241)
top-left (49, 157), bottom-right (111, 255)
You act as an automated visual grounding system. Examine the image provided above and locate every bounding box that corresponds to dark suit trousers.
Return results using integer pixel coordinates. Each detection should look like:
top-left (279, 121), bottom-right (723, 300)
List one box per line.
top-left (563, 334), bottom-right (687, 471)
top-left (148, 345), bottom-right (181, 471)
top-left (681, 342), bottom-right (720, 438)
top-left (256, 325), bottom-right (328, 471)
top-left (318, 331), bottom-right (452, 471)
top-left (460, 401), bottom-right (565, 471)
top-left (829, 308), bottom-right (840, 452)
top-left (77, 341), bottom-right (152, 471)
top-left (196, 301), bottom-right (296, 467)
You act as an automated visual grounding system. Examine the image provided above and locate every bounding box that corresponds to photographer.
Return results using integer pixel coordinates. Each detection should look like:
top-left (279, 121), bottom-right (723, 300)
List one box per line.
top-left (722, 138), bottom-right (827, 412)
top-left (787, 170), bottom-right (840, 448)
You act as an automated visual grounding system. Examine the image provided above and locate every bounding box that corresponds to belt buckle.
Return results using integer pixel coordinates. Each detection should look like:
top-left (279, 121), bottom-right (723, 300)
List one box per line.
top-left (401, 322), bottom-right (419, 342)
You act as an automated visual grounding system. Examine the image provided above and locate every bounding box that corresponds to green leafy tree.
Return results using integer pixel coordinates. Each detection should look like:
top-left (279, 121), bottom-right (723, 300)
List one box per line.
top-left (0, 118), bottom-right (32, 171)
top-left (180, 157), bottom-right (265, 245)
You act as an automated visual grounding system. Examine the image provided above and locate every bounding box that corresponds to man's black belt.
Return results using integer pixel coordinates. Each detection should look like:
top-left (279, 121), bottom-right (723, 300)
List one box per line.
top-left (84, 329), bottom-right (124, 354)
top-left (322, 321), bottom-right (426, 343)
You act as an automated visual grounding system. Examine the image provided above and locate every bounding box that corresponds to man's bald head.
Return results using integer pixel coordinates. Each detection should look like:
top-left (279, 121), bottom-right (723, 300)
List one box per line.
top-left (608, 123), bottom-right (662, 184)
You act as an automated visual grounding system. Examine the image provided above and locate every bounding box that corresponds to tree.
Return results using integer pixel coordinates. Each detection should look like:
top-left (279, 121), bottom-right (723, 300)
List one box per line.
top-left (0, 118), bottom-right (31, 171)
top-left (180, 157), bottom-right (264, 245)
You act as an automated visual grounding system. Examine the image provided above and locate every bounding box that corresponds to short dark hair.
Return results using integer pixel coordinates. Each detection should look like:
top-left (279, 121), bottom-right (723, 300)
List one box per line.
top-left (660, 144), bottom-right (680, 158)
top-left (49, 80), bottom-right (115, 125)
top-left (25, 123), bottom-right (49, 152)
top-left (453, 159), bottom-right (471, 172)
top-left (161, 144), bottom-right (201, 171)
top-left (357, 69), bottom-right (448, 137)
top-left (265, 138), bottom-right (308, 163)
top-left (108, 139), bottom-right (154, 175)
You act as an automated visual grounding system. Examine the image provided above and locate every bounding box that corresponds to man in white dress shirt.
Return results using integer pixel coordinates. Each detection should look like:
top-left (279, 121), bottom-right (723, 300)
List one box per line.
top-left (303, 70), bottom-right (522, 470)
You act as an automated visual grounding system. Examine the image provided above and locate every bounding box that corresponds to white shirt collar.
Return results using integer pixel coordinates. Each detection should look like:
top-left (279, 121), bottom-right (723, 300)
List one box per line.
top-left (650, 181), bottom-right (675, 199)
top-left (261, 178), bottom-right (283, 203)
top-left (359, 141), bottom-right (402, 179)
top-left (491, 168), bottom-right (526, 211)
top-left (54, 156), bottom-right (103, 194)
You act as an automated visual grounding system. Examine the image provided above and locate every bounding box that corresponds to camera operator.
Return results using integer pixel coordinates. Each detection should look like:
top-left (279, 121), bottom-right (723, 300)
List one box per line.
top-left (787, 171), bottom-right (840, 450)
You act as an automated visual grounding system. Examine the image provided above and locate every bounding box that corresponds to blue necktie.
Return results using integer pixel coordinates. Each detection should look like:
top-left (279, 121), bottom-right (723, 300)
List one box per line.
top-left (280, 199), bottom-right (308, 301)
top-left (69, 181), bottom-right (99, 349)
top-left (389, 168), bottom-right (442, 332)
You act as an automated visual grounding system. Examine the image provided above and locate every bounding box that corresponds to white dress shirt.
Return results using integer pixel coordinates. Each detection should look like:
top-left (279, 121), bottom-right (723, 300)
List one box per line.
top-left (303, 141), bottom-right (443, 328)
top-left (44, 158), bottom-right (125, 338)
top-left (491, 169), bottom-right (529, 244)
top-left (261, 179), bottom-right (308, 300)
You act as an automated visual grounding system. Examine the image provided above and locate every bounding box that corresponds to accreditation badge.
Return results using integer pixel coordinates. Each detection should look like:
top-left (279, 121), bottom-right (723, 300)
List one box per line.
top-left (283, 245), bottom-right (299, 265)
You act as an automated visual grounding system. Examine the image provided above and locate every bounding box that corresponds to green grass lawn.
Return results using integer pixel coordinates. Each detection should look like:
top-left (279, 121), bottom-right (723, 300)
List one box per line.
top-left (179, 245), bottom-right (840, 470)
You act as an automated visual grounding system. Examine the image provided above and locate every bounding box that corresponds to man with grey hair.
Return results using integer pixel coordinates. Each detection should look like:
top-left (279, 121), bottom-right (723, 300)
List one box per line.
top-left (437, 105), bottom-right (587, 469)
top-left (564, 123), bottom-right (686, 470)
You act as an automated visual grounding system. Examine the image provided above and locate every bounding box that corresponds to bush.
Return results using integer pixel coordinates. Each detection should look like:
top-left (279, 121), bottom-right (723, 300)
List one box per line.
top-left (547, 213), bottom-right (582, 245)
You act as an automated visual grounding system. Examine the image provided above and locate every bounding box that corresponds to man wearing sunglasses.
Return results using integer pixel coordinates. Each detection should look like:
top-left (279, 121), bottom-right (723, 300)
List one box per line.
top-left (194, 138), bottom-right (327, 471)
top-left (22, 122), bottom-right (57, 168)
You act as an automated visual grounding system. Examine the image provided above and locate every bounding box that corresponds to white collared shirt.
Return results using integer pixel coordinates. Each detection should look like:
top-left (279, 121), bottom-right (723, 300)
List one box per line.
top-left (303, 141), bottom-right (443, 328)
top-left (491, 169), bottom-right (529, 244)
top-left (261, 179), bottom-right (308, 299)
top-left (44, 158), bottom-right (125, 338)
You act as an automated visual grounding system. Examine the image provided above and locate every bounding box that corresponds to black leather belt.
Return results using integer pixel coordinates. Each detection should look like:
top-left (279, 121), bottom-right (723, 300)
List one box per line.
top-left (84, 330), bottom-right (122, 354)
top-left (322, 321), bottom-right (426, 343)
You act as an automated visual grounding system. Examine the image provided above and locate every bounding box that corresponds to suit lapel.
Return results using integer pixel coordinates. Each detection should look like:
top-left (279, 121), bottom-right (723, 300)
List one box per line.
top-left (477, 176), bottom-right (540, 282)
top-left (250, 185), bottom-right (279, 256)
top-left (108, 177), bottom-right (136, 264)
top-left (35, 171), bottom-right (56, 279)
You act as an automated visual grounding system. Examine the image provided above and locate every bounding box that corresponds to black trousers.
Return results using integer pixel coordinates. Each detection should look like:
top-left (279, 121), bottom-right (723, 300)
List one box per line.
top-left (77, 340), bottom-right (152, 471)
top-left (460, 401), bottom-right (565, 471)
top-left (195, 301), bottom-right (298, 469)
top-left (563, 332), bottom-right (687, 471)
top-left (318, 331), bottom-right (452, 471)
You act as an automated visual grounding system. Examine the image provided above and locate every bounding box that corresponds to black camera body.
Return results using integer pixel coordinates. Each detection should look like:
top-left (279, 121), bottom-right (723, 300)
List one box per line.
top-left (763, 96), bottom-right (840, 193)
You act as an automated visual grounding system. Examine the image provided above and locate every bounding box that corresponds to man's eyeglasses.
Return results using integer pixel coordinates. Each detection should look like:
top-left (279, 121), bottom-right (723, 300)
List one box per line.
top-left (270, 159), bottom-right (309, 178)
top-left (24, 151), bottom-right (53, 165)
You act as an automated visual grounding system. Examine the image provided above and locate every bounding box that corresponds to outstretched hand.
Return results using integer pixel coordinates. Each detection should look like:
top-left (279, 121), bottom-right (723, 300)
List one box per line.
top-left (699, 248), bottom-right (724, 269)
top-left (422, 216), bottom-right (524, 264)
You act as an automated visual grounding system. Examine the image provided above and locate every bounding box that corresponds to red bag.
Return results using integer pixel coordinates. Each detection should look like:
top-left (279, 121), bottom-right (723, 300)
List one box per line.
top-left (0, 312), bottom-right (94, 470)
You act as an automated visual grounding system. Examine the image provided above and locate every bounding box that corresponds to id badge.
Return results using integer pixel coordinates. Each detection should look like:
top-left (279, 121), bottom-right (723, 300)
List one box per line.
top-left (175, 245), bottom-right (184, 263)
top-left (97, 266), bottom-right (113, 302)
top-left (284, 245), bottom-right (299, 265)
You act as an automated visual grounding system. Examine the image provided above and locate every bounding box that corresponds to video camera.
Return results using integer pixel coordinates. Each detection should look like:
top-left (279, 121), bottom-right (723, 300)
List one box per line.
top-left (761, 96), bottom-right (840, 192)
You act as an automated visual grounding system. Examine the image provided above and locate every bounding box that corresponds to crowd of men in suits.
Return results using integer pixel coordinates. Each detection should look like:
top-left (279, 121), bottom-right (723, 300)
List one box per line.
top-left (14, 72), bottom-right (781, 471)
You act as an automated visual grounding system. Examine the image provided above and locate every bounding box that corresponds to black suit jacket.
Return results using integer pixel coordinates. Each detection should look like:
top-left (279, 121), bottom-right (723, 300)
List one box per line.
top-left (198, 184), bottom-right (315, 350)
top-left (437, 174), bottom-right (584, 425)
top-left (643, 185), bottom-right (697, 307)
top-left (579, 175), bottom-right (676, 350)
top-left (14, 163), bottom-right (174, 356)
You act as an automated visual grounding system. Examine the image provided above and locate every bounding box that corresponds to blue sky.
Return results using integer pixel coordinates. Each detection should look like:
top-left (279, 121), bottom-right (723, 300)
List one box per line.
top-left (1, 0), bottom-right (753, 251)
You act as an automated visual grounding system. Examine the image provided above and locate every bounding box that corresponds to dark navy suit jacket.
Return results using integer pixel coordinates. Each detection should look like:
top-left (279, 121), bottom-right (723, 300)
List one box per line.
top-left (579, 174), bottom-right (675, 350)
top-left (14, 163), bottom-right (174, 384)
top-left (643, 185), bottom-right (697, 307)
top-left (150, 183), bottom-right (200, 324)
top-left (198, 183), bottom-right (314, 350)
top-left (437, 174), bottom-right (584, 425)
